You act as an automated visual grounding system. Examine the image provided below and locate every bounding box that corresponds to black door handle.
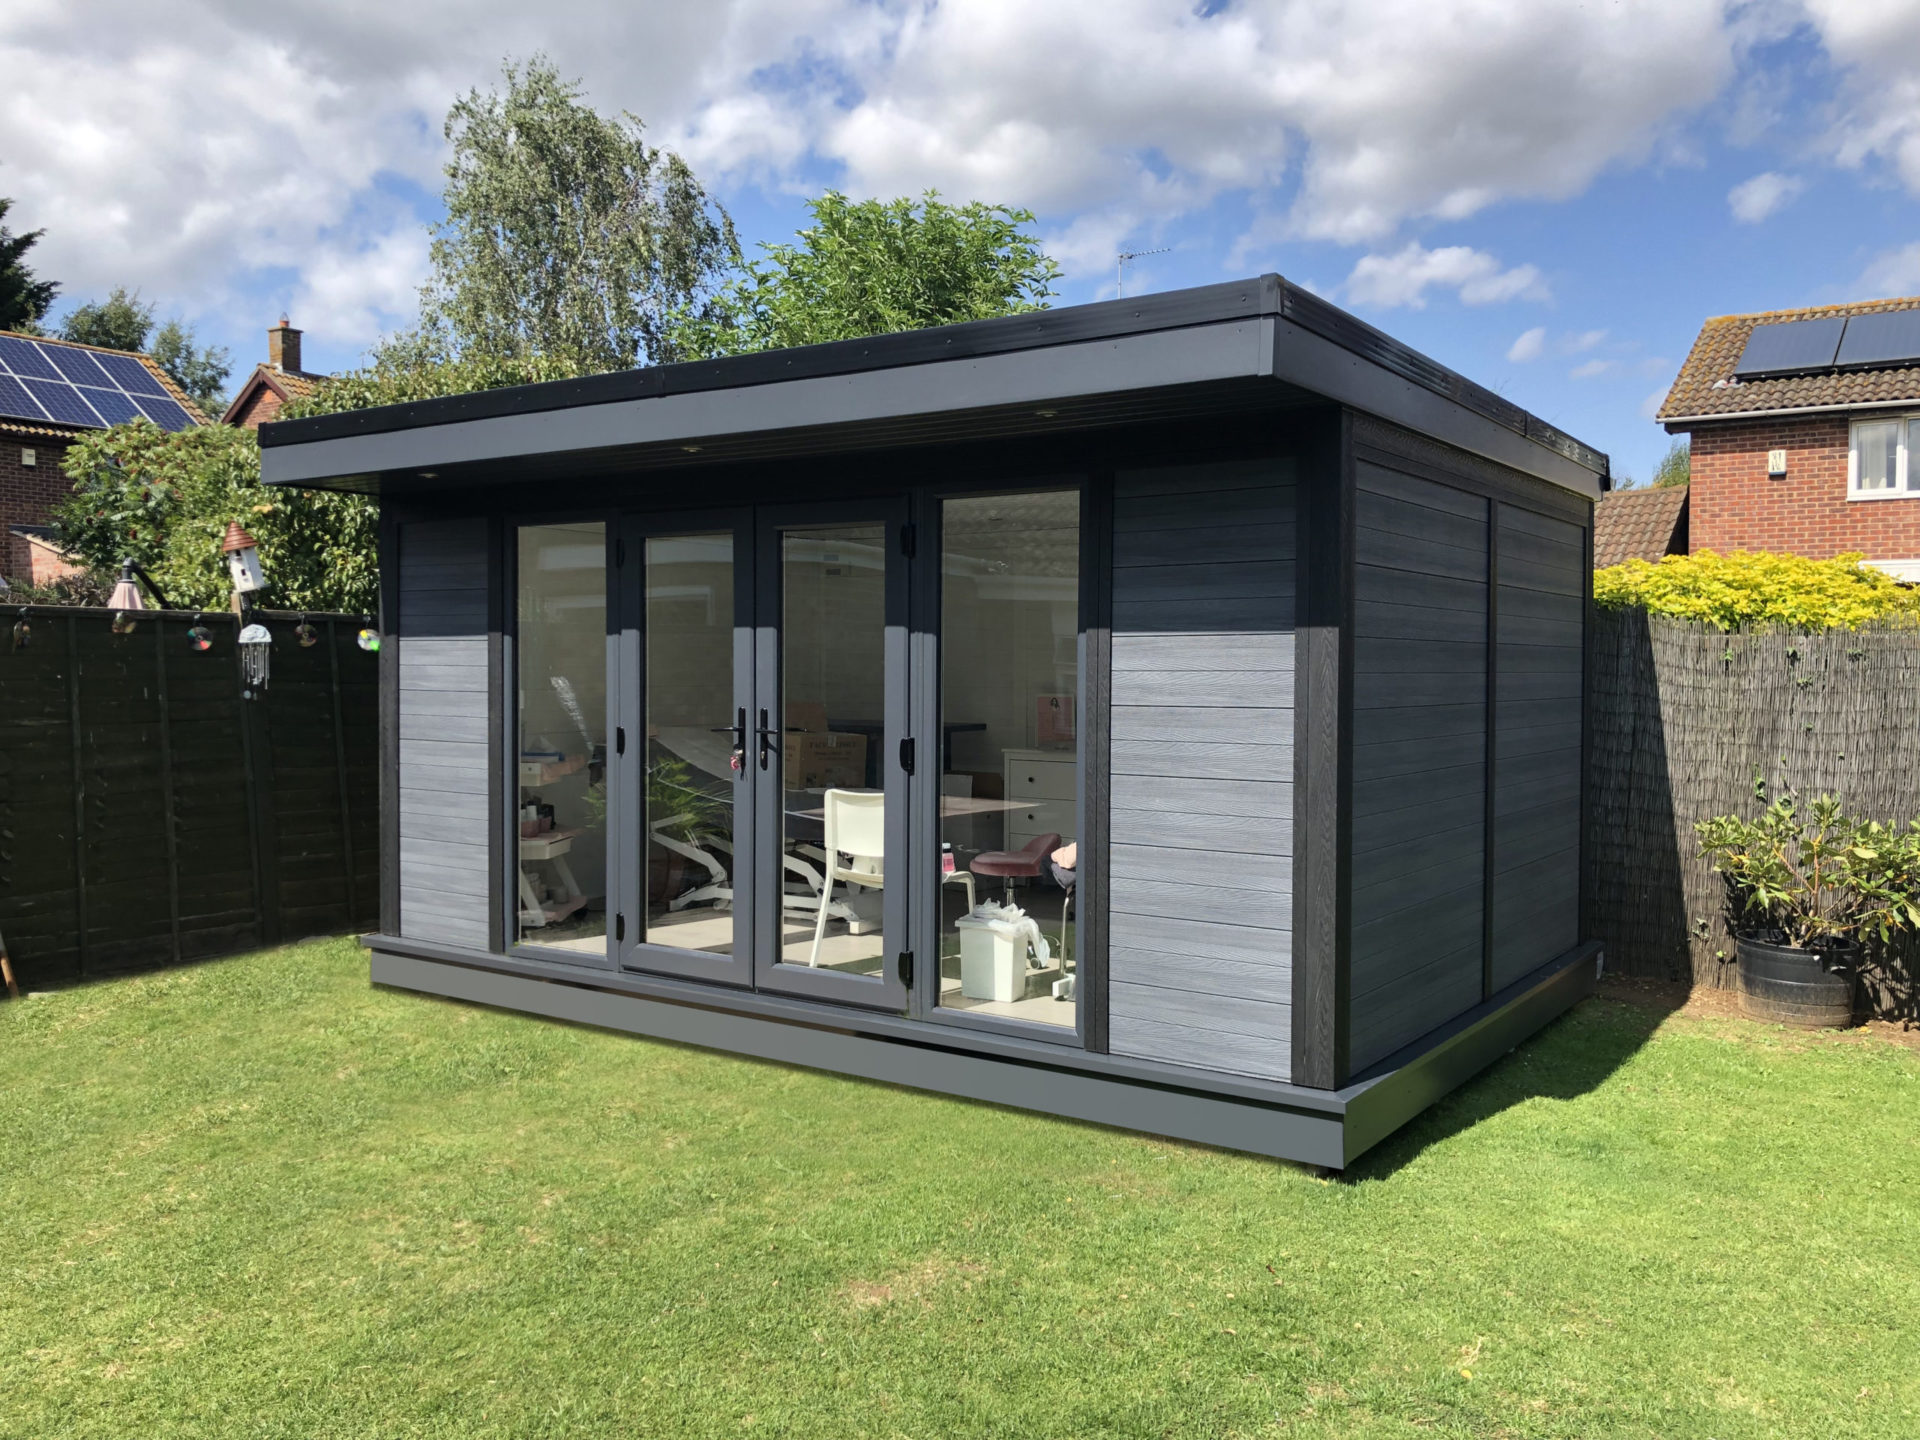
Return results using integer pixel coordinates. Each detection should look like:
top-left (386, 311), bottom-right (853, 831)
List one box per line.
top-left (710, 706), bottom-right (747, 744)
top-left (756, 707), bottom-right (778, 770)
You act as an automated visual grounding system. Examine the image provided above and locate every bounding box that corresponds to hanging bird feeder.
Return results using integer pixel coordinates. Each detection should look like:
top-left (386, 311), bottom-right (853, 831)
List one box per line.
top-left (238, 622), bottom-right (273, 697)
top-left (108, 558), bottom-right (146, 634)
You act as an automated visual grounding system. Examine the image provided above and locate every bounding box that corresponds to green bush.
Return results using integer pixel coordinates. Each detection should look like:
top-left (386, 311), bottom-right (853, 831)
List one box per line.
top-left (1593, 549), bottom-right (1920, 631)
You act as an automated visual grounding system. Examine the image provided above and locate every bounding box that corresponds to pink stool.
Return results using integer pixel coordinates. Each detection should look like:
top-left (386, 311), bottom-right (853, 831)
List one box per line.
top-left (968, 832), bottom-right (1062, 905)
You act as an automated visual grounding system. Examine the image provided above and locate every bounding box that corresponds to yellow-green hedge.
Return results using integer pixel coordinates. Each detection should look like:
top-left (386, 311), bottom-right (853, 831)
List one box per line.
top-left (1593, 550), bottom-right (1920, 632)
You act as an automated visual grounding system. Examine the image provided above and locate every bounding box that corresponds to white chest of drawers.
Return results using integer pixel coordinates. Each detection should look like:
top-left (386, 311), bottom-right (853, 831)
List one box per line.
top-left (1002, 747), bottom-right (1076, 853)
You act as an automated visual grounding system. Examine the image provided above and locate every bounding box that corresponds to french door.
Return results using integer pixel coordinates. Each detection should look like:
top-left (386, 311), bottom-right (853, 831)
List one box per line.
top-left (615, 500), bottom-right (912, 1012)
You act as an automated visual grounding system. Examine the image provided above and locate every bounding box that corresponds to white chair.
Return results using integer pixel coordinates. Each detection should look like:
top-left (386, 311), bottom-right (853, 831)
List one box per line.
top-left (939, 773), bottom-right (977, 914)
top-left (808, 789), bottom-right (887, 967)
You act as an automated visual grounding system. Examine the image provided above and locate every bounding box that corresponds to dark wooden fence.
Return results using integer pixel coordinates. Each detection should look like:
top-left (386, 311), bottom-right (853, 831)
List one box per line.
top-left (1586, 607), bottom-right (1920, 1020)
top-left (0, 607), bottom-right (377, 987)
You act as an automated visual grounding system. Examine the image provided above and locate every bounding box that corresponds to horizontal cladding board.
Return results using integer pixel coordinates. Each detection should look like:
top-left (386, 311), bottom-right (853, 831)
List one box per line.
top-left (401, 912), bottom-right (491, 949)
top-left (1353, 817), bottom-right (1485, 891)
top-left (1499, 504), bottom-right (1584, 543)
top-left (1355, 636), bottom-right (1486, 676)
top-left (400, 635), bottom-right (488, 664)
top-left (1353, 669), bottom-right (1485, 710)
top-left (399, 738), bottom-right (489, 770)
top-left (1350, 952), bottom-right (1483, 1070)
top-left (1110, 487), bottom-right (1297, 534)
top-left (1113, 523), bottom-right (1294, 569)
top-left (1112, 560), bottom-right (1295, 602)
top-left (1111, 632), bottom-right (1294, 671)
top-left (1496, 586), bottom-right (1583, 625)
top-left (1111, 877), bottom-right (1291, 931)
top-left (1353, 730), bottom-right (1485, 781)
top-left (1106, 1012), bottom-right (1290, 1082)
top-left (1114, 458), bottom-right (1297, 497)
top-left (1352, 846), bottom-right (1485, 921)
top-left (1111, 843), bottom-right (1291, 893)
top-left (1496, 553), bottom-right (1584, 598)
top-left (1353, 566), bottom-right (1486, 617)
top-left (1495, 641), bottom-right (1583, 675)
top-left (1495, 724), bottom-right (1580, 762)
top-left (1112, 738), bottom-right (1294, 782)
top-left (399, 688), bottom-right (490, 718)
top-left (1494, 767), bottom-right (1579, 818)
top-left (1353, 887), bottom-right (1482, 974)
top-left (1108, 948), bottom-right (1292, 1004)
top-left (397, 760), bottom-right (491, 795)
top-left (1355, 526), bottom-right (1487, 585)
top-left (1493, 849), bottom-right (1579, 907)
top-left (1496, 745), bottom-right (1583, 791)
top-left (1352, 759), bottom-right (1483, 819)
top-left (1109, 910), bottom-right (1291, 965)
top-left (1111, 671), bottom-right (1293, 709)
top-left (1111, 704), bottom-right (1293, 745)
top-left (1113, 596), bottom-right (1294, 634)
top-left (1498, 695), bottom-right (1582, 733)
top-left (1354, 597), bottom-right (1485, 644)
top-left (1358, 489), bottom-right (1488, 551)
top-left (400, 809), bottom-right (493, 844)
top-left (399, 787), bottom-right (489, 821)
top-left (1357, 462), bottom-right (1491, 520)
top-left (398, 711), bottom-right (490, 744)
top-left (1111, 773), bottom-right (1291, 819)
top-left (1109, 979), bottom-right (1292, 1042)
top-left (401, 862), bottom-right (490, 900)
top-left (399, 834), bottom-right (488, 870)
top-left (1494, 798), bottom-right (1581, 861)
top-left (1352, 701), bottom-right (1484, 746)
top-left (1495, 668), bottom-right (1583, 703)
top-left (1110, 806), bottom-right (1293, 855)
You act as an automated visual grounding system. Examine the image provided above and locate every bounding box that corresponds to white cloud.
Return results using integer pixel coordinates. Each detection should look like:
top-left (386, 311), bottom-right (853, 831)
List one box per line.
top-left (1346, 243), bottom-right (1548, 310)
top-left (1567, 328), bottom-right (1609, 353)
top-left (1860, 241), bottom-right (1920, 297)
top-left (1507, 326), bottom-right (1547, 363)
top-left (1727, 170), bottom-right (1803, 223)
top-left (290, 223), bottom-right (433, 348)
top-left (1641, 385), bottom-right (1672, 420)
top-left (1570, 358), bottom-right (1613, 379)
top-left (1804, 0), bottom-right (1920, 195)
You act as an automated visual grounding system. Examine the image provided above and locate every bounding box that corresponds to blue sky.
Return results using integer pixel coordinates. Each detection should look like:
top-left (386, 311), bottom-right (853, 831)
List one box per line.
top-left (6, 1), bottom-right (1920, 484)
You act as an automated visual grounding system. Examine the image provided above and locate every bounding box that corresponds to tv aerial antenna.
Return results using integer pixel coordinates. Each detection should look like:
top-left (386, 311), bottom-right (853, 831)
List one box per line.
top-left (1116, 247), bottom-right (1170, 298)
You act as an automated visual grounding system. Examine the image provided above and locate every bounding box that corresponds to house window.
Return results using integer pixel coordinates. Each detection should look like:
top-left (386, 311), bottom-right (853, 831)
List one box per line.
top-left (1850, 418), bottom-right (1911, 497)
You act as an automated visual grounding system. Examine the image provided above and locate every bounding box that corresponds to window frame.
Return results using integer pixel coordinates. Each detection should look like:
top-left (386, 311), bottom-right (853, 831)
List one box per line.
top-left (1847, 416), bottom-right (1918, 500)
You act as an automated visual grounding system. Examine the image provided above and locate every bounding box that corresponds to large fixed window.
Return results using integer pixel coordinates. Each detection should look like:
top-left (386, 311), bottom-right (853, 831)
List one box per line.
top-left (515, 522), bottom-right (608, 954)
top-left (935, 489), bottom-right (1080, 1029)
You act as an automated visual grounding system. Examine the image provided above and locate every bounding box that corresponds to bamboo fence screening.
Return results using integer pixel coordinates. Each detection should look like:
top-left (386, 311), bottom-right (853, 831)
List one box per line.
top-left (1586, 606), bottom-right (1920, 1020)
top-left (0, 607), bottom-right (378, 988)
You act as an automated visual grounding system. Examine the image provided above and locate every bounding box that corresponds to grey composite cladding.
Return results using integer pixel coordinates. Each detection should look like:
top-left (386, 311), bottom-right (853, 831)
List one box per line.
top-left (397, 518), bottom-right (491, 949)
top-left (1350, 463), bottom-right (1489, 1071)
top-left (1107, 458), bottom-right (1295, 1082)
top-left (1490, 505), bottom-right (1583, 989)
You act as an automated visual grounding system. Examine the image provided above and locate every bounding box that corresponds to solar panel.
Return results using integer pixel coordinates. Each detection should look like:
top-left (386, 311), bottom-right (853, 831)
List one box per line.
top-left (0, 334), bottom-right (197, 432)
top-left (1732, 317), bottom-right (1845, 378)
top-left (1835, 309), bottom-right (1920, 370)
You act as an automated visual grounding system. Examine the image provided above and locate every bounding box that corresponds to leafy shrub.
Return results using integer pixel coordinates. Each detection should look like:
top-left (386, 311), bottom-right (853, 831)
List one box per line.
top-left (1696, 780), bottom-right (1920, 948)
top-left (1594, 549), bottom-right (1920, 631)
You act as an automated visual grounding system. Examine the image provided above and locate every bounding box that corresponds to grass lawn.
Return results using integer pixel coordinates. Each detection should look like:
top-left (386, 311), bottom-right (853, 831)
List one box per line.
top-left (3, 939), bottom-right (1917, 1438)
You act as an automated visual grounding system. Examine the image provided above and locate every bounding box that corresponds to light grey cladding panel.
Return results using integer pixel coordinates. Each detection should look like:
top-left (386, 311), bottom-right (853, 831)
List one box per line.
top-left (1490, 504), bottom-right (1584, 989)
top-left (397, 517), bottom-right (492, 947)
top-left (1349, 462), bottom-right (1488, 1072)
top-left (1106, 457), bottom-right (1296, 1082)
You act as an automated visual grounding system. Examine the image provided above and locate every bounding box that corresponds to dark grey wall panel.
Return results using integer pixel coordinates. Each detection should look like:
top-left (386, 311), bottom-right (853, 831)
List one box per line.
top-left (397, 518), bottom-right (491, 950)
top-left (1107, 458), bottom-right (1296, 1082)
top-left (1349, 461), bottom-right (1487, 1071)
top-left (1489, 503), bottom-right (1584, 989)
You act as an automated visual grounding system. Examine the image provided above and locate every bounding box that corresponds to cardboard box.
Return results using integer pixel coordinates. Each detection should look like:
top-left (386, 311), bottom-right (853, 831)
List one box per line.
top-left (783, 730), bottom-right (868, 789)
top-left (784, 700), bottom-right (830, 734)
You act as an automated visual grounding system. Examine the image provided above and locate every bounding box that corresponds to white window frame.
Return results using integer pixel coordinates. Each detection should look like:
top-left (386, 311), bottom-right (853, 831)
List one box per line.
top-left (1847, 415), bottom-right (1918, 500)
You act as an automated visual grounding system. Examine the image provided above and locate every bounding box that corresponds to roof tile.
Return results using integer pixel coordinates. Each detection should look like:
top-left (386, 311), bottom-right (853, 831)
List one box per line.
top-left (1658, 296), bottom-right (1920, 422)
top-left (1594, 485), bottom-right (1689, 568)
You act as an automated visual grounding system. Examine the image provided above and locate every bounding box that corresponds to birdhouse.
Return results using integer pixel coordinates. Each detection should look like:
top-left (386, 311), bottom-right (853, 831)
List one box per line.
top-left (222, 521), bottom-right (266, 594)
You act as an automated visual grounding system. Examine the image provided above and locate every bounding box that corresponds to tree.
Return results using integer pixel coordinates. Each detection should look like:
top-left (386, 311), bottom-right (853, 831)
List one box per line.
top-left (54, 421), bottom-right (376, 613)
top-left (60, 285), bottom-right (155, 351)
top-left (676, 190), bottom-right (1060, 358)
top-left (0, 196), bottom-right (57, 332)
top-left (411, 55), bottom-right (738, 373)
top-left (149, 318), bottom-right (232, 414)
top-left (1653, 438), bottom-right (1690, 488)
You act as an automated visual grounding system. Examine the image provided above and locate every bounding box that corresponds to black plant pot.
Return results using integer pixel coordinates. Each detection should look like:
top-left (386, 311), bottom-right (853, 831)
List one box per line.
top-left (1735, 934), bottom-right (1859, 1029)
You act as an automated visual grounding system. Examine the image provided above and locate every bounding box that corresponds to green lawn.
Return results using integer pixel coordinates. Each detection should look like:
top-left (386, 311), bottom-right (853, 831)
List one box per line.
top-left (3, 940), bottom-right (1916, 1438)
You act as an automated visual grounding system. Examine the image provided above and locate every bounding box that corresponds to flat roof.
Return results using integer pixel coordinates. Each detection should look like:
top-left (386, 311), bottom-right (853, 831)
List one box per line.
top-left (260, 275), bottom-right (1608, 498)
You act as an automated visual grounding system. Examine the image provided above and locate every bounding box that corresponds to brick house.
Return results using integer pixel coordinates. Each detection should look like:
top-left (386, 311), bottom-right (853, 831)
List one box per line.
top-left (221, 317), bottom-right (324, 428)
top-left (1658, 295), bottom-right (1920, 578)
top-left (0, 332), bottom-right (207, 585)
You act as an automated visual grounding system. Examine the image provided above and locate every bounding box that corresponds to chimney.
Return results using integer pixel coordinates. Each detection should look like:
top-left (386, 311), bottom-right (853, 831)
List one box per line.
top-left (267, 315), bottom-right (302, 374)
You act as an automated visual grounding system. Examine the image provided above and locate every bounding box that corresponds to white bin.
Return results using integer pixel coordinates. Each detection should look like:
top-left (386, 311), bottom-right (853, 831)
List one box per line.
top-left (954, 912), bottom-right (1028, 1003)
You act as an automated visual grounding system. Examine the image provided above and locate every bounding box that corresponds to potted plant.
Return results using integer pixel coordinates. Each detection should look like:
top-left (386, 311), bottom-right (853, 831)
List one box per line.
top-left (1695, 783), bottom-right (1920, 1028)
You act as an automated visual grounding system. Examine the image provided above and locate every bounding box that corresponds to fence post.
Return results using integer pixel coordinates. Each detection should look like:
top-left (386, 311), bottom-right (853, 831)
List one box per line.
top-left (154, 615), bottom-right (182, 964)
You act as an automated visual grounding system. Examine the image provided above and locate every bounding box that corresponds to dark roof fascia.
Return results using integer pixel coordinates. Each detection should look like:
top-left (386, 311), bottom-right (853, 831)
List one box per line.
top-left (259, 274), bottom-right (1608, 496)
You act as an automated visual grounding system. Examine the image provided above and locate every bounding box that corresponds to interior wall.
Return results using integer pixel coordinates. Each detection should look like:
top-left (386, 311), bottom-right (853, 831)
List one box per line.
top-left (395, 518), bottom-right (492, 950)
top-left (1105, 458), bottom-right (1297, 1082)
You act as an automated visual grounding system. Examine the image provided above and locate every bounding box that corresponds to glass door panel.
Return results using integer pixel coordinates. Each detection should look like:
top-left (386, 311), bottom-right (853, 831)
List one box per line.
top-left (619, 517), bottom-right (755, 985)
top-left (755, 506), bottom-right (909, 1009)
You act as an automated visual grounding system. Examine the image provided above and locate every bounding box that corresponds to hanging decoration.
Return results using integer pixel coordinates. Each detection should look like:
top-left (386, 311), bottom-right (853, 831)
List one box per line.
top-left (11, 613), bottom-right (29, 651)
top-left (111, 611), bottom-right (138, 636)
top-left (187, 622), bottom-right (213, 652)
top-left (294, 617), bottom-right (319, 648)
top-left (357, 627), bottom-right (381, 653)
top-left (238, 622), bottom-right (273, 694)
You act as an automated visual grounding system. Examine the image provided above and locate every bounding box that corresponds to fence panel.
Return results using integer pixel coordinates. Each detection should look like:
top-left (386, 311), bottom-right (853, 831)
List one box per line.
top-left (1586, 608), bottom-right (1920, 1018)
top-left (1, 607), bottom-right (379, 988)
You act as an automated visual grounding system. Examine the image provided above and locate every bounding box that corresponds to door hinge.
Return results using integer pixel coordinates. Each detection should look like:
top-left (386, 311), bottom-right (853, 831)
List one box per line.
top-left (899, 736), bottom-right (915, 774)
top-left (616, 726), bottom-right (626, 755)
top-left (897, 950), bottom-right (914, 986)
top-left (899, 521), bottom-right (917, 558)
top-left (616, 913), bottom-right (626, 942)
